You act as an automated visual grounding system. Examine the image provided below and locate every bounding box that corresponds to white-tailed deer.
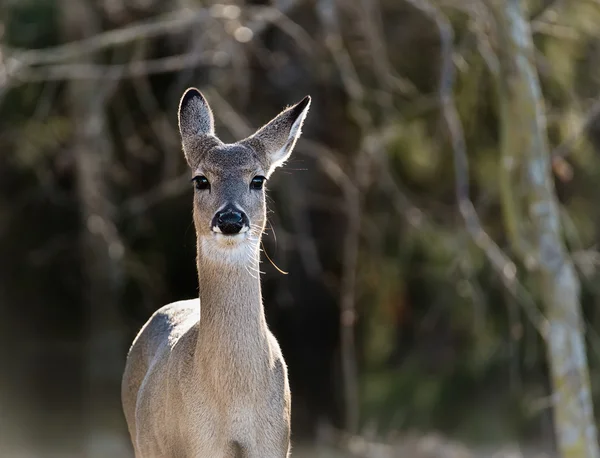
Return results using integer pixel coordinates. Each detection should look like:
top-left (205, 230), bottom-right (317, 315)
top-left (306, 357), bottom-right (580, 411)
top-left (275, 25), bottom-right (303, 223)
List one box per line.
top-left (121, 88), bottom-right (311, 457)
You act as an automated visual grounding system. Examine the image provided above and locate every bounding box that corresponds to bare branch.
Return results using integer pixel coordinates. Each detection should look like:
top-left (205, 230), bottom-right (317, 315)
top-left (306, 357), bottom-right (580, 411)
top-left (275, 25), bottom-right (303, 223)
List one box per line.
top-left (122, 174), bottom-right (191, 217)
top-left (5, 3), bottom-right (305, 86)
top-left (351, 0), bottom-right (417, 97)
top-left (11, 8), bottom-right (210, 67)
top-left (9, 51), bottom-right (214, 83)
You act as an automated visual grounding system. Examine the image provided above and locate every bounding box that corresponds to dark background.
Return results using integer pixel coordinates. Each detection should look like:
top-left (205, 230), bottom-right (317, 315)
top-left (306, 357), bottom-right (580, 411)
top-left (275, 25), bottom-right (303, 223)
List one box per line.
top-left (1, 0), bottom-right (600, 456)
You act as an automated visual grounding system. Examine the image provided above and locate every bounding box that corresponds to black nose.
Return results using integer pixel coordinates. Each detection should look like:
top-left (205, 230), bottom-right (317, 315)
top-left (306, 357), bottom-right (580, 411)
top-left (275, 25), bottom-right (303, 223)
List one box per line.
top-left (214, 208), bottom-right (246, 235)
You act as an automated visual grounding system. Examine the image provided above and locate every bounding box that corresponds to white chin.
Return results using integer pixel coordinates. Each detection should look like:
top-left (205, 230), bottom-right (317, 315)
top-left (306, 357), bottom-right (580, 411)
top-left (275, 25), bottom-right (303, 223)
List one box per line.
top-left (199, 232), bottom-right (257, 265)
top-left (211, 232), bottom-right (248, 246)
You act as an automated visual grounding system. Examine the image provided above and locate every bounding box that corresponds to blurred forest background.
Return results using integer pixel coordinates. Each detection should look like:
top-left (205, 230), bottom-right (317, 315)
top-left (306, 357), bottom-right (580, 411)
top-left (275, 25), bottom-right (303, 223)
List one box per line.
top-left (2, 0), bottom-right (600, 456)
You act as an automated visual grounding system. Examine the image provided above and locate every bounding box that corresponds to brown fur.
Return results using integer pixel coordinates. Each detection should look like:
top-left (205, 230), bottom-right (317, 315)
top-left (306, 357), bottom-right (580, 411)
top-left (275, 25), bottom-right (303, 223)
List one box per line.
top-left (121, 88), bottom-right (310, 457)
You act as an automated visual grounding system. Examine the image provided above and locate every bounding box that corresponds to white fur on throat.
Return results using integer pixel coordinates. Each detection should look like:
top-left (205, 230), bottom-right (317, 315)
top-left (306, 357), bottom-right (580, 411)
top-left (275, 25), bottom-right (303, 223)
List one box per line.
top-left (199, 232), bottom-right (260, 267)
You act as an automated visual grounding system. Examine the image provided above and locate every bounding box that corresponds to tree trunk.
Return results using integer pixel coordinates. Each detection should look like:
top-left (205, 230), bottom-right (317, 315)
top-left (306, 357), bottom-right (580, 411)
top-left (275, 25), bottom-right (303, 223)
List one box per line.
top-left (61, 1), bottom-right (129, 456)
top-left (491, 1), bottom-right (600, 456)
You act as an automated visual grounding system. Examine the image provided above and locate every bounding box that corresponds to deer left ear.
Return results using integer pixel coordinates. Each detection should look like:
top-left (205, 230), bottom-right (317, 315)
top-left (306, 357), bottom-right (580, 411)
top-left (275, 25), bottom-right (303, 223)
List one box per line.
top-left (240, 96), bottom-right (311, 174)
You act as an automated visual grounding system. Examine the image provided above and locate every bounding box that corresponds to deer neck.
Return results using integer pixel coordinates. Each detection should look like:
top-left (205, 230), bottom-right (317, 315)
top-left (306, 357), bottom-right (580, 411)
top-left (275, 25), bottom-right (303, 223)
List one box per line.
top-left (195, 239), bottom-right (269, 369)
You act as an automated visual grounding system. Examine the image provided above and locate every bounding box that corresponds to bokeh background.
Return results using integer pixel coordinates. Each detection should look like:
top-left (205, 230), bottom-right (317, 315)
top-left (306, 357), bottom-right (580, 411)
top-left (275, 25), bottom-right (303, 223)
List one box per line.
top-left (2, 0), bottom-right (600, 456)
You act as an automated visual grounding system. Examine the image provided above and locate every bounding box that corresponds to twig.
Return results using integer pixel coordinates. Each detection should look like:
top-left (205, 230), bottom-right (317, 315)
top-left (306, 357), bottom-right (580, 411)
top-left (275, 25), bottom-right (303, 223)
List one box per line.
top-left (6, 3), bottom-right (304, 86)
top-left (10, 8), bottom-right (210, 67)
top-left (121, 173), bottom-right (191, 216)
top-left (257, 9), bottom-right (317, 56)
top-left (8, 51), bottom-right (213, 83)
top-left (353, 0), bottom-right (417, 97)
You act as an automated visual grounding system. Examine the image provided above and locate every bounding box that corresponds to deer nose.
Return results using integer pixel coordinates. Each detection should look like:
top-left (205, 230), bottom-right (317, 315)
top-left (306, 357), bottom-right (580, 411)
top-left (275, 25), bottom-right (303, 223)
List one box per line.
top-left (214, 208), bottom-right (247, 235)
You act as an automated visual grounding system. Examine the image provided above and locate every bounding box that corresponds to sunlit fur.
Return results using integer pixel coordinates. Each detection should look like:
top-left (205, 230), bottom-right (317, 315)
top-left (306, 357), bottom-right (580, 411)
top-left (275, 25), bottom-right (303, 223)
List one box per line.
top-left (122, 88), bottom-right (310, 458)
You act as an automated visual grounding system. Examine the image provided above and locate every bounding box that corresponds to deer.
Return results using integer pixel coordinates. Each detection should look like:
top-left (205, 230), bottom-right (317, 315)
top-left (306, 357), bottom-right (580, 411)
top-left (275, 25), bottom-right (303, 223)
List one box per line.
top-left (121, 87), bottom-right (311, 458)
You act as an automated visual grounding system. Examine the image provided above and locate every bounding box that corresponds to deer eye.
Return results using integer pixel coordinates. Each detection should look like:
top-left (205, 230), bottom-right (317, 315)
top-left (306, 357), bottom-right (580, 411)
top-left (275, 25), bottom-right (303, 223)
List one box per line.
top-left (191, 176), bottom-right (210, 191)
top-left (250, 176), bottom-right (266, 190)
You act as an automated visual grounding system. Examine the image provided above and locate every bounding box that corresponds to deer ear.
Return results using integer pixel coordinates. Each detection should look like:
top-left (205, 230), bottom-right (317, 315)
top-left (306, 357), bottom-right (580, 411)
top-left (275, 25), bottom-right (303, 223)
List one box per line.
top-left (241, 96), bottom-right (311, 173)
top-left (178, 88), bottom-right (220, 165)
top-left (178, 87), bottom-right (215, 138)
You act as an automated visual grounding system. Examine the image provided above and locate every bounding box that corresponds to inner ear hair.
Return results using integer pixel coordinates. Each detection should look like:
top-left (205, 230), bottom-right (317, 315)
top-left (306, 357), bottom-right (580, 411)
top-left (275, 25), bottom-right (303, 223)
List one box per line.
top-left (240, 96), bottom-right (311, 173)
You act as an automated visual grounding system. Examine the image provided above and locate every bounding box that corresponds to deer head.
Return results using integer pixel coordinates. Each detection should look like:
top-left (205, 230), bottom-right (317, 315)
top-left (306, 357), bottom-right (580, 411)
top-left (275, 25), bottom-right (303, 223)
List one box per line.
top-left (178, 88), bottom-right (311, 264)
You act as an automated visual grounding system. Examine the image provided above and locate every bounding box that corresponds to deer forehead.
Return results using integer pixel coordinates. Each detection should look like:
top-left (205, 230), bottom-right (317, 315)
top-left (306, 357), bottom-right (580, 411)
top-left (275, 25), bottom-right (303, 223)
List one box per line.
top-left (195, 144), bottom-right (268, 174)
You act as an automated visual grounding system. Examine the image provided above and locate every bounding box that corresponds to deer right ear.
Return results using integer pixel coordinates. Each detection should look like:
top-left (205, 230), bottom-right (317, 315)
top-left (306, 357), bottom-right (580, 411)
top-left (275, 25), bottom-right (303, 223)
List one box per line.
top-left (178, 88), bottom-right (220, 166)
top-left (178, 88), bottom-right (215, 138)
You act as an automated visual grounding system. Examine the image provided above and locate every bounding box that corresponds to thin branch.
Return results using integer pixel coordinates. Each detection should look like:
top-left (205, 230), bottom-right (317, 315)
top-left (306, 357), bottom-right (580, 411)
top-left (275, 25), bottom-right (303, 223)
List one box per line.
top-left (5, 3), bottom-right (304, 86)
top-left (121, 173), bottom-right (191, 217)
top-left (353, 0), bottom-right (417, 97)
top-left (10, 8), bottom-right (210, 67)
top-left (9, 51), bottom-right (214, 83)
top-left (258, 9), bottom-right (317, 56)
